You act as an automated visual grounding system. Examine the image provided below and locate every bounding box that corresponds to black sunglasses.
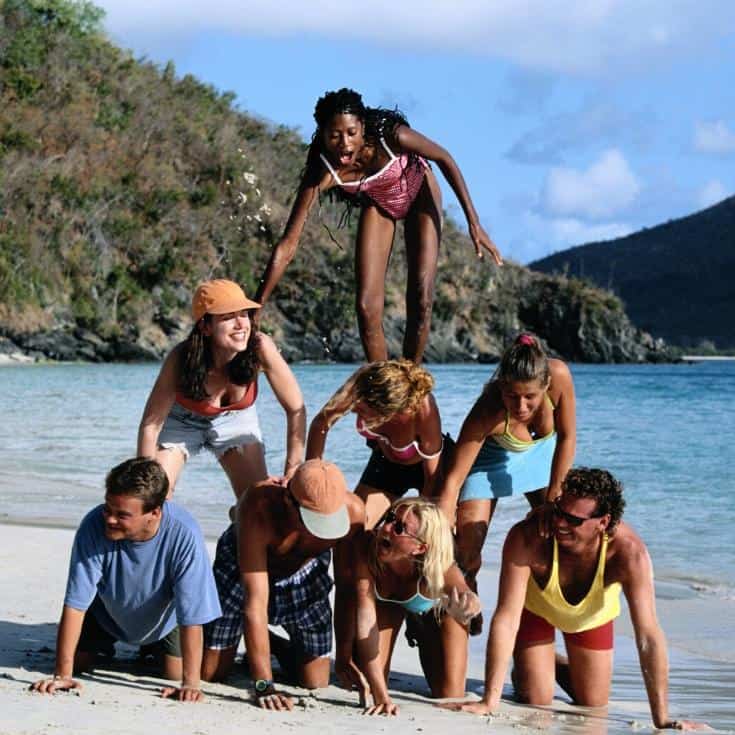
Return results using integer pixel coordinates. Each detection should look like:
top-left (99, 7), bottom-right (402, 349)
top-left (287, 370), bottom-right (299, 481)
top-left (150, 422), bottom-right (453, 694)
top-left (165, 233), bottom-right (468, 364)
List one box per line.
top-left (379, 509), bottom-right (425, 543)
top-left (552, 499), bottom-right (604, 527)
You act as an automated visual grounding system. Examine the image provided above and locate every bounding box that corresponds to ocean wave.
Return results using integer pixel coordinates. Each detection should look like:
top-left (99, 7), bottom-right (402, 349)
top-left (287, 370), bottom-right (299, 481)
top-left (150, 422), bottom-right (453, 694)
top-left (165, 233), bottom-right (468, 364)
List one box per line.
top-left (656, 572), bottom-right (735, 602)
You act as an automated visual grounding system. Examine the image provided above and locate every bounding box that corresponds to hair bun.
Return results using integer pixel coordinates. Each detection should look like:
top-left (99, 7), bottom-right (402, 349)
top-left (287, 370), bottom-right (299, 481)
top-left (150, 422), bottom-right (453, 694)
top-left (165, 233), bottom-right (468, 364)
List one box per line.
top-left (516, 334), bottom-right (535, 347)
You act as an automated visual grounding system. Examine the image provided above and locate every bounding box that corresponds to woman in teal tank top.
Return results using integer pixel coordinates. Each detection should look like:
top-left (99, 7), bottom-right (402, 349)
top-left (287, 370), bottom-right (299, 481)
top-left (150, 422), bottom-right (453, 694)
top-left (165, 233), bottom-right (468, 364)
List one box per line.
top-left (436, 333), bottom-right (577, 635)
top-left (336, 498), bottom-right (480, 715)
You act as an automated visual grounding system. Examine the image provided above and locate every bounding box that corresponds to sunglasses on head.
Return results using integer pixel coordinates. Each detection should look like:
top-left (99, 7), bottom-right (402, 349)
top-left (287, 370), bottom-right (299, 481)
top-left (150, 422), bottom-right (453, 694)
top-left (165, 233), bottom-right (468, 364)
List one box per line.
top-left (379, 509), bottom-right (425, 543)
top-left (552, 498), bottom-right (604, 527)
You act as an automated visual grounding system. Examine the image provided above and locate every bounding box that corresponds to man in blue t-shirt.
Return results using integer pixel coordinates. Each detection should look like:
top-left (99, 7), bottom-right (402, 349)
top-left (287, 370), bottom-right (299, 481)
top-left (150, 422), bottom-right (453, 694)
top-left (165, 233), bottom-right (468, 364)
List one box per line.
top-left (31, 458), bottom-right (221, 702)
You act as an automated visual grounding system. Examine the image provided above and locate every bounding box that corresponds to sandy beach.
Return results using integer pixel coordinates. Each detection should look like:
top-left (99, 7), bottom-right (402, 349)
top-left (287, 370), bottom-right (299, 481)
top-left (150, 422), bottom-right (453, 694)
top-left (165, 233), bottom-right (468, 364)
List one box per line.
top-left (1, 522), bottom-right (730, 735)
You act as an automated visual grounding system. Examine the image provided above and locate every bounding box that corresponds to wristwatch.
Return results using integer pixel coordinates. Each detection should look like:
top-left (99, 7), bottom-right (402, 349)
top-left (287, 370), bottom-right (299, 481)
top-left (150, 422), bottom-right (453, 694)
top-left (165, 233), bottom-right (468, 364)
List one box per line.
top-left (254, 678), bottom-right (274, 696)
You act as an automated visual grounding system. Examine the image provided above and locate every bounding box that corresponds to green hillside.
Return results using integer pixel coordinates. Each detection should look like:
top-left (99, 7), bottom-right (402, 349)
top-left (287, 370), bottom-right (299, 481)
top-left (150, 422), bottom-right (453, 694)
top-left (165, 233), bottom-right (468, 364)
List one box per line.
top-left (0, 0), bottom-right (673, 363)
top-left (530, 197), bottom-right (735, 350)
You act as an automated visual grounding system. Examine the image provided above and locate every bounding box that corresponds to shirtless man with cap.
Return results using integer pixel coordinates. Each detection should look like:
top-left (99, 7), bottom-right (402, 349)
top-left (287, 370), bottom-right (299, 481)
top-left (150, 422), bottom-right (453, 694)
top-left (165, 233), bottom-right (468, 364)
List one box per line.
top-left (201, 459), bottom-right (365, 710)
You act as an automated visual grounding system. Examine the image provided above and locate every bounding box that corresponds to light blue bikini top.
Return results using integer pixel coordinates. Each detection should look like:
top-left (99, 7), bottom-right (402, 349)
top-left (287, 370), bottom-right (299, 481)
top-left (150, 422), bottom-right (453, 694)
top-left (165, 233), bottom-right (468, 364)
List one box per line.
top-left (374, 580), bottom-right (436, 615)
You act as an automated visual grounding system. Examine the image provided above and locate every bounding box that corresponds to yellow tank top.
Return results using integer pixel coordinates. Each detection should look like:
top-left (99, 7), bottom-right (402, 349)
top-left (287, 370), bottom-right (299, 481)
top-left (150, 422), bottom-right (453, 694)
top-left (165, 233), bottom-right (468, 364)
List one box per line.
top-left (524, 534), bottom-right (621, 633)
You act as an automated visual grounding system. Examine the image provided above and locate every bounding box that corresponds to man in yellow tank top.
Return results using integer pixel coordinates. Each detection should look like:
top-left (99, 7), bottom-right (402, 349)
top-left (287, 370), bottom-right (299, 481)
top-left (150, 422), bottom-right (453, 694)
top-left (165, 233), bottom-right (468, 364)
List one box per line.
top-left (446, 468), bottom-right (707, 730)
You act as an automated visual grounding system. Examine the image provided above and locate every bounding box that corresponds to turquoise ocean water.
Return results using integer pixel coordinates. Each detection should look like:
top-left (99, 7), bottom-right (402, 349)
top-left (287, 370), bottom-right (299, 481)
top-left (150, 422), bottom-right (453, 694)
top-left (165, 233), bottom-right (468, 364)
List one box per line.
top-left (1, 361), bottom-right (734, 727)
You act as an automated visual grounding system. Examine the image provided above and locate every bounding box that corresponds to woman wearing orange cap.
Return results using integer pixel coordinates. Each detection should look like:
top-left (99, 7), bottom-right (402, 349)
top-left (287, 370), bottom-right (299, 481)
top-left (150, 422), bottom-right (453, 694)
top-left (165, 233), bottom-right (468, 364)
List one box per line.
top-left (137, 279), bottom-right (305, 500)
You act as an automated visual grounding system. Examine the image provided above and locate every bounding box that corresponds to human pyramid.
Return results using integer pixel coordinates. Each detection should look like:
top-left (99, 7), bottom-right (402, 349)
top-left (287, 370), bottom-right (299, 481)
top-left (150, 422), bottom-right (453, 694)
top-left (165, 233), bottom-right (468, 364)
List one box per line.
top-left (32, 89), bottom-right (704, 730)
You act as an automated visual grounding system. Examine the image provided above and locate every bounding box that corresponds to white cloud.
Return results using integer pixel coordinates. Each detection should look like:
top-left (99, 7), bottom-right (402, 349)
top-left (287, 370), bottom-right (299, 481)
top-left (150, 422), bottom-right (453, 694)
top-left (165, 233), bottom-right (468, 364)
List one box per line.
top-left (95, 0), bottom-right (735, 76)
top-left (518, 211), bottom-right (634, 263)
top-left (693, 120), bottom-right (735, 155)
top-left (547, 218), bottom-right (634, 244)
top-left (541, 149), bottom-right (641, 219)
top-left (697, 179), bottom-right (729, 208)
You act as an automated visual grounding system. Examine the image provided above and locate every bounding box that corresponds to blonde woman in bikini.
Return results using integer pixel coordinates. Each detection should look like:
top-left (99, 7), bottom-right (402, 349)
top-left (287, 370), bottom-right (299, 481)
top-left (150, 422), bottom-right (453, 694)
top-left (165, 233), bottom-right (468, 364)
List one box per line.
top-left (307, 359), bottom-right (445, 528)
top-left (308, 359), bottom-right (454, 703)
top-left (338, 497), bottom-right (480, 714)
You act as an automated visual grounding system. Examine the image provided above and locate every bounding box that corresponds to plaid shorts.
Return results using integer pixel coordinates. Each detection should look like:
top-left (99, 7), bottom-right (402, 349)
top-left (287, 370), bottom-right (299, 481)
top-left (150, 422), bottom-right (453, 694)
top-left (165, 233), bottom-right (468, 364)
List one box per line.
top-left (204, 525), bottom-right (333, 658)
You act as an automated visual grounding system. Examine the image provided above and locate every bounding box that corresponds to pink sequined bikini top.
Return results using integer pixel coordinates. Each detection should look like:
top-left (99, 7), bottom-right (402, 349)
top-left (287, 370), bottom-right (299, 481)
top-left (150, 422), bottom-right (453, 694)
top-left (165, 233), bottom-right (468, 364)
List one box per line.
top-left (320, 138), bottom-right (428, 220)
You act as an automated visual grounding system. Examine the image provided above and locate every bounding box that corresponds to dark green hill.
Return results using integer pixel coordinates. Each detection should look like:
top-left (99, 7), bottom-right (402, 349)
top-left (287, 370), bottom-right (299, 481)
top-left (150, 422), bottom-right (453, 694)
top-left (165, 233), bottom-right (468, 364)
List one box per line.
top-left (530, 197), bottom-right (735, 350)
top-left (0, 0), bottom-right (673, 364)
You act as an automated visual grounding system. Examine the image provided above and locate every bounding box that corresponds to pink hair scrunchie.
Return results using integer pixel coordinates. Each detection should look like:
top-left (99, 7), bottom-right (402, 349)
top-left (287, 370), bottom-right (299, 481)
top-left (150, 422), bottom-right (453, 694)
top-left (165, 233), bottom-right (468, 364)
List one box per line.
top-left (517, 334), bottom-right (535, 346)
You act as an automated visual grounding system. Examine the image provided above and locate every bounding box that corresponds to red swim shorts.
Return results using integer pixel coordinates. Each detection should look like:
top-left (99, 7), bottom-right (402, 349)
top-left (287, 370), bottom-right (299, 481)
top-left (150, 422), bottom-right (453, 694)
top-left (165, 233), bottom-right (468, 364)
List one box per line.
top-left (515, 608), bottom-right (614, 651)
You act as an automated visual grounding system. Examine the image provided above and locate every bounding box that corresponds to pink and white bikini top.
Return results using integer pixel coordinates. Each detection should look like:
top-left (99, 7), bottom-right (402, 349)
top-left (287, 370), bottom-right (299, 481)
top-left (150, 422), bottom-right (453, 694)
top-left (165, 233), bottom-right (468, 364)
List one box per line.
top-left (320, 138), bottom-right (428, 220)
top-left (356, 416), bottom-right (443, 462)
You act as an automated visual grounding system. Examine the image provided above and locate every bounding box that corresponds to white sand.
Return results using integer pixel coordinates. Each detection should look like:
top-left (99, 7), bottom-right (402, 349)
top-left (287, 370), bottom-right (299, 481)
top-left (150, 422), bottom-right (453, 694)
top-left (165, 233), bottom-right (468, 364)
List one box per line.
top-left (0, 523), bottom-right (720, 735)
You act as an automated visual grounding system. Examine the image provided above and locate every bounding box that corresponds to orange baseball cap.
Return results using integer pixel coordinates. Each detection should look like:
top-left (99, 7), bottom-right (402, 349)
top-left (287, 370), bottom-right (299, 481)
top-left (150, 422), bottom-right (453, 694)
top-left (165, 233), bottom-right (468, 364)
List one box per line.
top-left (289, 460), bottom-right (350, 540)
top-left (191, 279), bottom-right (261, 322)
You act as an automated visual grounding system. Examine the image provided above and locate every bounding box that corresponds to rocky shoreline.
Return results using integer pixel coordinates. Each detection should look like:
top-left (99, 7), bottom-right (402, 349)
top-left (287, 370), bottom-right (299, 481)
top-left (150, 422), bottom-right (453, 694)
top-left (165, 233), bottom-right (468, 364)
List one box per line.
top-left (0, 310), bottom-right (677, 366)
top-left (0, 247), bottom-right (679, 367)
top-left (0, 330), bottom-right (162, 364)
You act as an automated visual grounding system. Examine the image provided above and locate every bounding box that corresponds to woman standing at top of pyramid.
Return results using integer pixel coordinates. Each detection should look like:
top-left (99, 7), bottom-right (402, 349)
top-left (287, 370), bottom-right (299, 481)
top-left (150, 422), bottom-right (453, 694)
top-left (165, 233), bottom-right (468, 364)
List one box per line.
top-left (255, 87), bottom-right (502, 363)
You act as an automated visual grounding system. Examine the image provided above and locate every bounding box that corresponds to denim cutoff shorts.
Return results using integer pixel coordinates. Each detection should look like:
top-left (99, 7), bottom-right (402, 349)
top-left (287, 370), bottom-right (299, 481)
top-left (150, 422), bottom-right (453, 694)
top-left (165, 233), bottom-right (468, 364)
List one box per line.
top-left (158, 401), bottom-right (263, 460)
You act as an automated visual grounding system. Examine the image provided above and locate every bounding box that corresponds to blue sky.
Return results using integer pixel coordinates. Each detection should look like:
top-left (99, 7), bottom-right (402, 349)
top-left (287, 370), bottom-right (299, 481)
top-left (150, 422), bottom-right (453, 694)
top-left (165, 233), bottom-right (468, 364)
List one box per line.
top-left (95, 1), bottom-right (735, 264)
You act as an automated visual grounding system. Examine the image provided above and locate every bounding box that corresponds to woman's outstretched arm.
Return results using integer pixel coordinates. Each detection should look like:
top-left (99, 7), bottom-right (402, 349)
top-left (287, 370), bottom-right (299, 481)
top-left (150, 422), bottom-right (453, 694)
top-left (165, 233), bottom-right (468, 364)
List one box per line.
top-left (354, 556), bottom-right (399, 715)
top-left (436, 396), bottom-right (495, 523)
top-left (392, 124), bottom-right (502, 265)
top-left (255, 165), bottom-right (334, 308)
top-left (257, 334), bottom-right (306, 478)
top-left (305, 371), bottom-right (359, 459)
top-left (546, 359), bottom-right (576, 501)
top-left (137, 347), bottom-right (180, 457)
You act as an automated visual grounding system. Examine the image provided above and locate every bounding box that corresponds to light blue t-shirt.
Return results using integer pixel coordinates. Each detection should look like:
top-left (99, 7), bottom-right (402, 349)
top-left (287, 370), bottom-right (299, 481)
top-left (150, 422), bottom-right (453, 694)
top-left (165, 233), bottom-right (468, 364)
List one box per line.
top-left (64, 501), bottom-right (221, 646)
